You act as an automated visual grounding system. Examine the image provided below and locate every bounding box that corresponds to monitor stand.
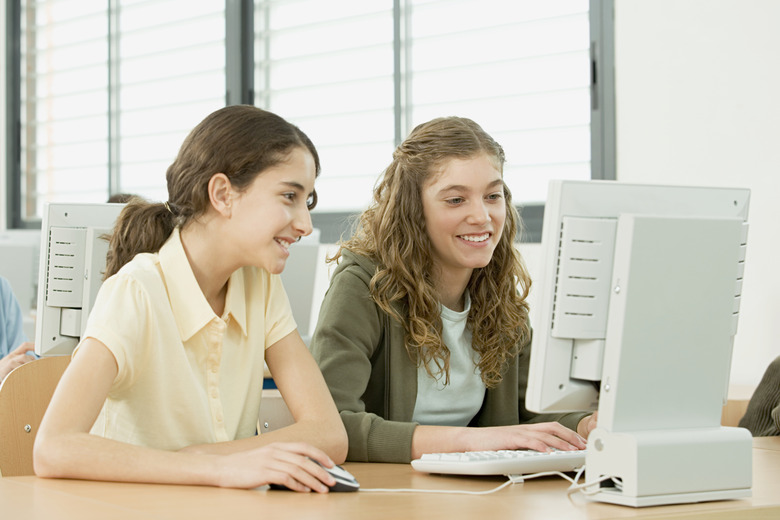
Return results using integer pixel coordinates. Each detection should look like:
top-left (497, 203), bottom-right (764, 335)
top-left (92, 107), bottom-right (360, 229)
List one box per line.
top-left (585, 427), bottom-right (752, 507)
top-left (583, 214), bottom-right (753, 507)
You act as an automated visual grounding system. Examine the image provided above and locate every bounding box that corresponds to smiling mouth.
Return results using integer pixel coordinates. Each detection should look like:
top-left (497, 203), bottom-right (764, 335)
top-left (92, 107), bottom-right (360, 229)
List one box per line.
top-left (275, 238), bottom-right (292, 250)
top-left (458, 233), bottom-right (490, 243)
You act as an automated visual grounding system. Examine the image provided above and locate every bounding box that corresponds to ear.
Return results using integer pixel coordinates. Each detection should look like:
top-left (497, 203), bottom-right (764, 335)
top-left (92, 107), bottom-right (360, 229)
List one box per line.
top-left (208, 173), bottom-right (234, 218)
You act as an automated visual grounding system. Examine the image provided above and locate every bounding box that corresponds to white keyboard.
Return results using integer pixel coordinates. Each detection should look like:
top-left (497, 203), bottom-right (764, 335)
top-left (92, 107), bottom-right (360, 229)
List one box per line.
top-left (411, 449), bottom-right (586, 476)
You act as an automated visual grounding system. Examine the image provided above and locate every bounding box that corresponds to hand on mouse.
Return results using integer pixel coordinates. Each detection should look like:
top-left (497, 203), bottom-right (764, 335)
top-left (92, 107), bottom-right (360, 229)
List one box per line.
top-left (213, 442), bottom-right (337, 491)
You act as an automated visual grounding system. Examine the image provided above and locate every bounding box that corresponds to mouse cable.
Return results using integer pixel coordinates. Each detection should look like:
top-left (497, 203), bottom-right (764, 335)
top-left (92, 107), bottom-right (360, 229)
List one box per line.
top-left (359, 468), bottom-right (583, 496)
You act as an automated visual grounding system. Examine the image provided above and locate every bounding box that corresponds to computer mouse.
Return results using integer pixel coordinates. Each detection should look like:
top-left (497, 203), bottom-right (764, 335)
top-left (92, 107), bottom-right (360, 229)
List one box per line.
top-left (322, 463), bottom-right (360, 492)
top-left (268, 460), bottom-right (360, 493)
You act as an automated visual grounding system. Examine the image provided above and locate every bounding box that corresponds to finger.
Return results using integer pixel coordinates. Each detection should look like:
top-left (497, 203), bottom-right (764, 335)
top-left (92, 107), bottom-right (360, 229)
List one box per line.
top-left (17, 354), bottom-right (34, 365)
top-left (267, 470), bottom-right (314, 493)
top-left (516, 425), bottom-right (586, 452)
top-left (13, 341), bottom-right (35, 354)
top-left (516, 433), bottom-right (576, 453)
top-left (533, 422), bottom-right (587, 449)
top-left (269, 458), bottom-right (332, 493)
top-left (300, 459), bottom-right (335, 493)
top-left (261, 444), bottom-right (335, 490)
top-left (8, 356), bottom-right (31, 370)
top-left (274, 442), bottom-right (336, 470)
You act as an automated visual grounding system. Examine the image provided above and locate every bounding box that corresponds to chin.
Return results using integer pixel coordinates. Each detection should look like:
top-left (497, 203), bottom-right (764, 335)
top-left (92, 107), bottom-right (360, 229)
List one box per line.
top-left (463, 253), bottom-right (494, 269)
top-left (267, 264), bottom-right (286, 275)
top-left (257, 258), bottom-right (287, 275)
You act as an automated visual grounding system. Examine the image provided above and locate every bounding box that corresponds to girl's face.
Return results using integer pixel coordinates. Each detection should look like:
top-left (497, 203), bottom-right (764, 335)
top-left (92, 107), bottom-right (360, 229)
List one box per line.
top-left (229, 147), bottom-right (316, 274)
top-left (421, 153), bottom-right (506, 285)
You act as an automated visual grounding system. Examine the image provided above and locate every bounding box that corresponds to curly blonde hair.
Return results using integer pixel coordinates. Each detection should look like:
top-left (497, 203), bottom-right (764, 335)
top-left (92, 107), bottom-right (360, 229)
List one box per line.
top-left (331, 117), bottom-right (532, 387)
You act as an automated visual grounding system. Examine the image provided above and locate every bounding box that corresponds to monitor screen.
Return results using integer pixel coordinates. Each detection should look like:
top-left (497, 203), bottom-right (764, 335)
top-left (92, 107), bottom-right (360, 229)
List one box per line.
top-left (525, 180), bottom-right (749, 422)
top-left (34, 203), bottom-right (125, 357)
top-left (278, 228), bottom-right (322, 347)
top-left (524, 180), bottom-right (753, 506)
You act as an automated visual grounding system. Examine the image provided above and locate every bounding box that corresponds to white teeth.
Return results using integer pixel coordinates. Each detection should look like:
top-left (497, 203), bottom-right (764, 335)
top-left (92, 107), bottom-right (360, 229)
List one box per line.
top-left (275, 238), bottom-right (290, 249)
top-left (460, 233), bottom-right (489, 243)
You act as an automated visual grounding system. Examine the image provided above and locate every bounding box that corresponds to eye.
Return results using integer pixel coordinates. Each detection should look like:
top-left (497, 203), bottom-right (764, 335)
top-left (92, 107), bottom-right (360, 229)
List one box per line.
top-left (486, 192), bottom-right (503, 202)
top-left (283, 192), bottom-right (296, 202)
top-left (445, 197), bottom-right (464, 205)
top-left (306, 190), bottom-right (318, 210)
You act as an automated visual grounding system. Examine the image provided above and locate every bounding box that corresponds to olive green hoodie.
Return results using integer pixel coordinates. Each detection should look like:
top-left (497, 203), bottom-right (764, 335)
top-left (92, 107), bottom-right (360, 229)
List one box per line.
top-left (310, 249), bottom-right (588, 463)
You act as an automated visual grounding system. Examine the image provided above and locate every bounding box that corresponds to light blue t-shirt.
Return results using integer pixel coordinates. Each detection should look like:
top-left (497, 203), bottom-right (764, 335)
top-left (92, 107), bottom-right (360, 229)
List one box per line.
top-left (0, 276), bottom-right (27, 357)
top-left (412, 292), bottom-right (486, 426)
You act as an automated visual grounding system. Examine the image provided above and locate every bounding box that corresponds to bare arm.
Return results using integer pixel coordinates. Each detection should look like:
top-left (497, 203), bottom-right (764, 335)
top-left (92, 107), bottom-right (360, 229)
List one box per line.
top-left (259, 331), bottom-right (349, 462)
top-left (182, 330), bottom-right (348, 464)
top-left (33, 338), bottom-right (337, 491)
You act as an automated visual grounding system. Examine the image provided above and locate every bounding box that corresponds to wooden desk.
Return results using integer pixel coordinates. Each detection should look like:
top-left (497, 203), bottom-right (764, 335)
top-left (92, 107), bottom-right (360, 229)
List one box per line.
top-left (722, 384), bottom-right (757, 427)
top-left (2, 437), bottom-right (779, 520)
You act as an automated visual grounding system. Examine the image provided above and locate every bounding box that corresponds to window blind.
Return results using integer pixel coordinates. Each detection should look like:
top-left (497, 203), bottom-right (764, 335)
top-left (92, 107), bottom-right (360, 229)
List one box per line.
top-left (18, 0), bottom-right (226, 221)
top-left (408, 0), bottom-right (591, 204)
top-left (20, 1), bottom-right (109, 219)
top-left (255, 0), bottom-right (396, 212)
top-left (16, 0), bottom-right (592, 222)
top-left (254, 0), bottom-right (590, 212)
top-left (115, 0), bottom-right (225, 202)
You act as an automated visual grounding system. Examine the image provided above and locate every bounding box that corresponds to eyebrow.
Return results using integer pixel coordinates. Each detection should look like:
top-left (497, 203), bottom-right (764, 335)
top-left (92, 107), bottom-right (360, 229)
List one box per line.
top-left (281, 181), bottom-right (305, 191)
top-left (437, 178), bottom-right (504, 194)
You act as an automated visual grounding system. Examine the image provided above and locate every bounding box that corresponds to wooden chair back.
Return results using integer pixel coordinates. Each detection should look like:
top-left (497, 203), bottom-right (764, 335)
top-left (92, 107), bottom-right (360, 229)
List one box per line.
top-left (0, 355), bottom-right (70, 476)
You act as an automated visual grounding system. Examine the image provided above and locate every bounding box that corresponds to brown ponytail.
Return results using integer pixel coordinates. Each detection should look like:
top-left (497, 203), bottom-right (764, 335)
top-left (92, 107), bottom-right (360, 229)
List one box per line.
top-left (104, 198), bottom-right (176, 279)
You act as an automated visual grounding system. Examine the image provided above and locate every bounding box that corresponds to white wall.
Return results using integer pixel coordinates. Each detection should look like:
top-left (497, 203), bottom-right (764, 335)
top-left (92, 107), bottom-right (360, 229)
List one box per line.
top-left (614, 0), bottom-right (780, 386)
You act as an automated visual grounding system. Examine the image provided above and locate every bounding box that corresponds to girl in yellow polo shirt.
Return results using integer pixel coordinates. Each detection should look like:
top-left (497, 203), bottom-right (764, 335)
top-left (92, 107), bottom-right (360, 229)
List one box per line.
top-left (35, 105), bottom-right (348, 492)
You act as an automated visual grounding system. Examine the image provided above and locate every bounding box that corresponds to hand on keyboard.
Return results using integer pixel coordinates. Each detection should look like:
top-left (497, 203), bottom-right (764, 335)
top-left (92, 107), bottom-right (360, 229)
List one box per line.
top-left (411, 449), bottom-right (586, 476)
top-left (447, 422), bottom-right (588, 455)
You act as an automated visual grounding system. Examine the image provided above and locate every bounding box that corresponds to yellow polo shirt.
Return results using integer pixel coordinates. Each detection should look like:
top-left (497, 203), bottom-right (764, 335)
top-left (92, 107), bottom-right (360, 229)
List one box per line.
top-left (79, 228), bottom-right (296, 450)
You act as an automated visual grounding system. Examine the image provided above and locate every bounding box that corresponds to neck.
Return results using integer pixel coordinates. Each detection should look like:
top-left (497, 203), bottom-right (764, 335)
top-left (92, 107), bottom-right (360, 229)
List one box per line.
top-left (433, 267), bottom-right (472, 312)
top-left (179, 220), bottom-right (233, 316)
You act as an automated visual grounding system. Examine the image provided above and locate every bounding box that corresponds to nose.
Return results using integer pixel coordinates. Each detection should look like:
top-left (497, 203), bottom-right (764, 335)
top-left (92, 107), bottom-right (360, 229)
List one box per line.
top-left (293, 206), bottom-right (314, 238)
top-left (466, 200), bottom-right (491, 225)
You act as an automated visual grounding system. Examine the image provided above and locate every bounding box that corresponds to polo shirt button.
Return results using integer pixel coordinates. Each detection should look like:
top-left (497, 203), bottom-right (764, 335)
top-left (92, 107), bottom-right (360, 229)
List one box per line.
top-left (211, 389), bottom-right (218, 398)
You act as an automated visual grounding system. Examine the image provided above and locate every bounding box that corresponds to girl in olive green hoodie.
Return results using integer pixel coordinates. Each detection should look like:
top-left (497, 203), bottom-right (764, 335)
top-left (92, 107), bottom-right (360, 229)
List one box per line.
top-left (311, 117), bottom-right (596, 463)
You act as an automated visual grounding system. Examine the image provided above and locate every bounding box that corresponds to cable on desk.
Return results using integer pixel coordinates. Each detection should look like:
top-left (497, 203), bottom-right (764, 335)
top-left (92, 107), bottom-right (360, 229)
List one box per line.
top-left (565, 466), bottom-right (618, 503)
top-left (360, 469), bottom-right (582, 495)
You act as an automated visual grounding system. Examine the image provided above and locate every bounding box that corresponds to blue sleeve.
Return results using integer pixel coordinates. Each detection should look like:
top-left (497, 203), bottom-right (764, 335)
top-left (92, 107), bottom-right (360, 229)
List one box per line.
top-left (0, 277), bottom-right (27, 356)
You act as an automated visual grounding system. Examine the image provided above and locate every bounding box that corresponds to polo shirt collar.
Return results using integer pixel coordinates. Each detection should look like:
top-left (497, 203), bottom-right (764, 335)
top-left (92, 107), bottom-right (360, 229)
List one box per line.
top-left (158, 228), bottom-right (248, 342)
top-left (223, 268), bottom-right (248, 337)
